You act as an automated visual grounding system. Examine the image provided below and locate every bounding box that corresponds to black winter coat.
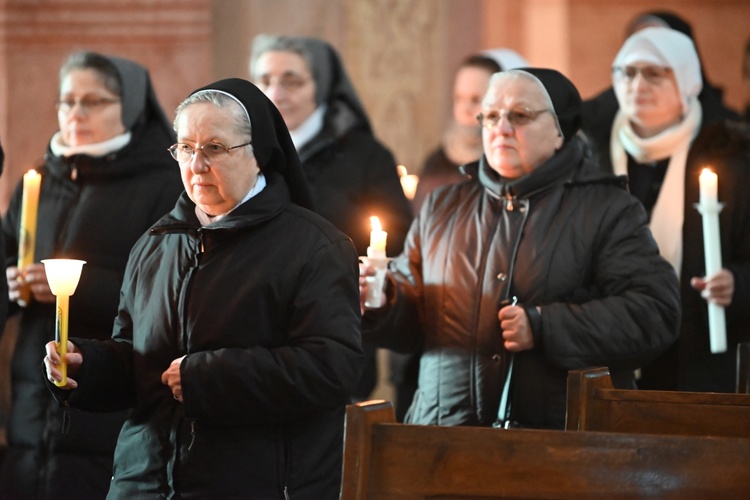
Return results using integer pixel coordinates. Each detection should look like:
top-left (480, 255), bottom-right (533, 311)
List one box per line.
top-left (584, 115), bottom-right (750, 392)
top-left (1, 126), bottom-right (182, 499)
top-left (299, 121), bottom-right (412, 400)
top-left (363, 140), bottom-right (681, 429)
top-left (299, 125), bottom-right (412, 258)
top-left (63, 173), bottom-right (363, 499)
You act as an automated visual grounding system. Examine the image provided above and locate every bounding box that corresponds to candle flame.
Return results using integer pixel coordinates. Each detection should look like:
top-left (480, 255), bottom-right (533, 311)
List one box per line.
top-left (701, 167), bottom-right (714, 176)
top-left (397, 165), bottom-right (407, 177)
top-left (27, 168), bottom-right (38, 176)
top-left (370, 216), bottom-right (382, 232)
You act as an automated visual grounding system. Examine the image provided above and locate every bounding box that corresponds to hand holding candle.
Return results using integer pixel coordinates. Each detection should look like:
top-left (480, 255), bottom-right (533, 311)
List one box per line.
top-left (18, 169), bottom-right (41, 306)
top-left (42, 259), bottom-right (86, 386)
top-left (696, 168), bottom-right (727, 354)
top-left (362, 216), bottom-right (390, 308)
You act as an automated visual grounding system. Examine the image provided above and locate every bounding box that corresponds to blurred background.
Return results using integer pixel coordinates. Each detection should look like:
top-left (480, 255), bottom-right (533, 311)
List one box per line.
top-left (0, 0), bottom-right (748, 409)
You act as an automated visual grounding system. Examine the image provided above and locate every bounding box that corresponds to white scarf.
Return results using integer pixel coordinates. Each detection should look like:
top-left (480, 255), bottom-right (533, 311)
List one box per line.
top-left (196, 172), bottom-right (267, 225)
top-left (289, 104), bottom-right (326, 151)
top-left (50, 131), bottom-right (132, 158)
top-left (610, 102), bottom-right (702, 277)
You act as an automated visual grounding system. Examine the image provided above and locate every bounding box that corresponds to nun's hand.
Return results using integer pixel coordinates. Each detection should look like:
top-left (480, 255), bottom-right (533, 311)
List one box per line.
top-left (691, 268), bottom-right (734, 307)
top-left (44, 340), bottom-right (82, 389)
top-left (162, 356), bottom-right (186, 402)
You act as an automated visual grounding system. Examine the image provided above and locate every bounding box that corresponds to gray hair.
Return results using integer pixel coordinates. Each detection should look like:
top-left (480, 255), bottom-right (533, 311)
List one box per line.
top-left (250, 34), bottom-right (314, 80)
top-left (173, 90), bottom-right (252, 150)
top-left (485, 70), bottom-right (563, 136)
top-left (59, 51), bottom-right (122, 98)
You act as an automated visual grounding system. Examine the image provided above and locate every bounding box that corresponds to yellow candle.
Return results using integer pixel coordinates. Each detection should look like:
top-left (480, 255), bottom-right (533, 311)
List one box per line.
top-left (54, 294), bottom-right (71, 386)
top-left (368, 216), bottom-right (387, 258)
top-left (42, 259), bottom-right (86, 387)
top-left (18, 169), bottom-right (41, 305)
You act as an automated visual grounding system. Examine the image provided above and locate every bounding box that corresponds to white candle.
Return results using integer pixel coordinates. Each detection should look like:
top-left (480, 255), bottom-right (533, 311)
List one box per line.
top-left (698, 168), bottom-right (726, 354)
top-left (367, 216), bottom-right (387, 259)
top-left (699, 169), bottom-right (718, 206)
top-left (397, 165), bottom-right (419, 201)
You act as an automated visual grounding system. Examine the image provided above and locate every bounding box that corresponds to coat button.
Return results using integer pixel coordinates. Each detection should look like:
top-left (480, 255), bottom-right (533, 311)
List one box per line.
top-left (497, 273), bottom-right (507, 281)
top-left (492, 354), bottom-right (501, 362)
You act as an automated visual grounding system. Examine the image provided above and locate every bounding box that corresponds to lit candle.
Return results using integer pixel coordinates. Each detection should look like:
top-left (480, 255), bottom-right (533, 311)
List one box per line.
top-left (397, 164), bottom-right (419, 201)
top-left (698, 168), bottom-right (726, 354)
top-left (367, 216), bottom-right (387, 259)
top-left (699, 168), bottom-right (718, 206)
top-left (42, 259), bottom-right (86, 386)
top-left (18, 169), bottom-right (41, 306)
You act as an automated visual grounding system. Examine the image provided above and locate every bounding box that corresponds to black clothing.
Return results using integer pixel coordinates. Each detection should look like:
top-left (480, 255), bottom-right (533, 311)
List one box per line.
top-left (255, 39), bottom-right (413, 400)
top-left (0, 56), bottom-right (182, 499)
top-left (69, 174), bottom-right (362, 499)
top-left (50, 79), bottom-right (363, 499)
top-left (586, 115), bottom-right (750, 392)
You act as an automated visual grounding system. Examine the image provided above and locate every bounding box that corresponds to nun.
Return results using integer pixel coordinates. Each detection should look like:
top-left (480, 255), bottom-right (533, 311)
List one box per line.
top-left (360, 68), bottom-right (681, 430)
top-left (597, 27), bottom-right (750, 392)
top-left (44, 78), bottom-right (363, 499)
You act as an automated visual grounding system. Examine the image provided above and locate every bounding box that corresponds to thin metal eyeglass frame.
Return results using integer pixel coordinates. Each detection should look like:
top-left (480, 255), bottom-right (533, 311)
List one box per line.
top-left (55, 98), bottom-right (121, 115)
top-left (612, 65), bottom-right (673, 85)
top-left (168, 142), bottom-right (252, 163)
top-left (476, 109), bottom-right (552, 129)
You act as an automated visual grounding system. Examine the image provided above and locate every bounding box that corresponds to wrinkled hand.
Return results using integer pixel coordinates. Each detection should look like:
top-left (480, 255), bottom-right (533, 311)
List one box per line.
top-left (161, 356), bottom-right (186, 402)
top-left (358, 263), bottom-right (383, 314)
top-left (498, 305), bottom-right (534, 352)
top-left (8, 263), bottom-right (55, 305)
top-left (44, 340), bottom-right (82, 389)
top-left (691, 268), bottom-right (734, 307)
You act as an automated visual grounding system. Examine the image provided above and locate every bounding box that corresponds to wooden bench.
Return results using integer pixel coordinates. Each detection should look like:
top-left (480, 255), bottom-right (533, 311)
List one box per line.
top-left (341, 400), bottom-right (750, 499)
top-left (566, 366), bottom-right (750, 437)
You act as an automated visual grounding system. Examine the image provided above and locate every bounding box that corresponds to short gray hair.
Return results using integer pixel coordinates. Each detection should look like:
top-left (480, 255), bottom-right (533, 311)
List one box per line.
top-left (173, 90), bottom-right (252, 150)
top-left (249, 34), bottom-right (313, 80)
top-left (59, 51), bottom-right (122, 98)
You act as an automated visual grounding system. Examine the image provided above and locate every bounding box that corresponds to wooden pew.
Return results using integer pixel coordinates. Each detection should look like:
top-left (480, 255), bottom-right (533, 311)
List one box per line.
top-left (566, 366), bottom-right (750, 437)
top-left (341, 400), bottom-right (750, 499)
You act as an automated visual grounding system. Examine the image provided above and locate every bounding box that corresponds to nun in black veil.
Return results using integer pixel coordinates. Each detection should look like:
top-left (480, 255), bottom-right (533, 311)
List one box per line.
top-left (44, 78), bottom-right (363, 499)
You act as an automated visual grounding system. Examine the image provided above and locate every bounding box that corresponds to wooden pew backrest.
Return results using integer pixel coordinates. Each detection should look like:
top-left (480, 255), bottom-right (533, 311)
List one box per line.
top-left (341, 400), bottom-right (750, 499)
top-left (566, 366), bottom-right (750, 437)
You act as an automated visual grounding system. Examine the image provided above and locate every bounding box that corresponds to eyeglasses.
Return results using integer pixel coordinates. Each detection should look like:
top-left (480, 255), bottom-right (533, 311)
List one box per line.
top-left (477, 108), bottom-right (552, 129)
top-left (56, 97), bottom-right (120, 115)
top-left (613, 65), bottom-right (673, 85)
top-left (255, 74), bottom-right (312, 92)
top-left (168, 142), bottom-right (252, 164)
